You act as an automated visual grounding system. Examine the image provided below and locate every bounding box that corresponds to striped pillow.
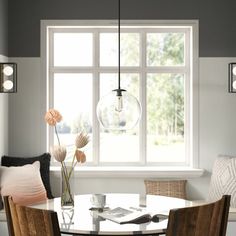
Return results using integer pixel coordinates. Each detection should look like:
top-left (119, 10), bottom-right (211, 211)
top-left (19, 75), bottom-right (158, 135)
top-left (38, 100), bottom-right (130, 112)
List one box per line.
top-left (0, 161), bottom-right (47, 205)
top-left (208, 155), bottom-right (236, 207)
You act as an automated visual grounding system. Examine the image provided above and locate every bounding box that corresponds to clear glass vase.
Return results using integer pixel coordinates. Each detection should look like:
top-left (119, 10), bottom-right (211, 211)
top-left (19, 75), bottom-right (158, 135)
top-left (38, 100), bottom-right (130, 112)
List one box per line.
top-left (61, 165), bottom-right (74, 208)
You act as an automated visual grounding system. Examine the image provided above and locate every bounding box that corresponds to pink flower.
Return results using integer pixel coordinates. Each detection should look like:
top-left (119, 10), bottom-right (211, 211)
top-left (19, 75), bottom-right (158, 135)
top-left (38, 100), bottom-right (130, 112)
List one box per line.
top-left (75, 150), bottom-right (86, 163)
top-left (45, 109), bottom-right (62, 126)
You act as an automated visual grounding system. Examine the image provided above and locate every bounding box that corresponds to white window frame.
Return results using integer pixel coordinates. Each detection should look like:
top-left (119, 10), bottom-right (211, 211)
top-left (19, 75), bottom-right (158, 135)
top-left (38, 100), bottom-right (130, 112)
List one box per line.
top-left (41, 20), bottom-right (202, 177)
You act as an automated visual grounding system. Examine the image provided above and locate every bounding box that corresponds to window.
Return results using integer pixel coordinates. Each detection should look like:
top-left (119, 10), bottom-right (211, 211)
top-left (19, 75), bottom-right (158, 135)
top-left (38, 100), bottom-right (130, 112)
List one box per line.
top-left (44, 20), bottom-right (198, 168)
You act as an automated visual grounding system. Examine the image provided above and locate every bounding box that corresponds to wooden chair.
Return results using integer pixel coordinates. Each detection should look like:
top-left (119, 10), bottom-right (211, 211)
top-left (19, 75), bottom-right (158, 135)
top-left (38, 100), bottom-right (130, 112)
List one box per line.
top-left (3, 196), bottom-right (14, 236)
top-left (145, 180), bottom-right (187, 199)
top-left (4, 196), bottom-right (61, 236)
top-left (165, 195), bottom-right (231, 236)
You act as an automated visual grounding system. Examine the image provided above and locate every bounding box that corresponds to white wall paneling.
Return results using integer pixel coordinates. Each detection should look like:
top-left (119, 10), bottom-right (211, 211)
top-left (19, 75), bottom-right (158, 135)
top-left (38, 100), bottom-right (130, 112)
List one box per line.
top-left (7, 57), bottom-right (236, 201)
top-left (1, 56), bottom-right (235, 236)
top-left (0, 54), bottom-right (8, 157)
top-left (8, 58), bottom-right (44, 156)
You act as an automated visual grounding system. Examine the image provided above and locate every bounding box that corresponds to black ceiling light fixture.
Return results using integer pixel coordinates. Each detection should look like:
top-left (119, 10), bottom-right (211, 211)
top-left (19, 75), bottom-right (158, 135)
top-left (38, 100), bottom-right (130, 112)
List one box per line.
top-left (96, 0), bottom-right (141, 131)
top-left (0, 63), bottom-right (17, 93)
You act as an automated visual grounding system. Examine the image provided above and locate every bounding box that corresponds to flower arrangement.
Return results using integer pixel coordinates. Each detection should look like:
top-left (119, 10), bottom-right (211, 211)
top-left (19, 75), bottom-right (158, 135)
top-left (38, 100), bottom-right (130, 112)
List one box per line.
top-left (45, 108), bottom-right (89, 207)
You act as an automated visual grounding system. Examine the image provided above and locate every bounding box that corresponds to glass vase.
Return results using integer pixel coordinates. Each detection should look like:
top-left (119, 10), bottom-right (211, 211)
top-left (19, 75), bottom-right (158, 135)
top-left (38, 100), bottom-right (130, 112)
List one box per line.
top-left (61, 165), bottom-right (74, 208)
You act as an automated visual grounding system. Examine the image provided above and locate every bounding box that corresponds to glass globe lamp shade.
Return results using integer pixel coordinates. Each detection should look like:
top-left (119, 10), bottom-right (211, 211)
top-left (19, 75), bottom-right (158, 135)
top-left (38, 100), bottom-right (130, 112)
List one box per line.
top-left (97, 90), bottom-right (141, 130)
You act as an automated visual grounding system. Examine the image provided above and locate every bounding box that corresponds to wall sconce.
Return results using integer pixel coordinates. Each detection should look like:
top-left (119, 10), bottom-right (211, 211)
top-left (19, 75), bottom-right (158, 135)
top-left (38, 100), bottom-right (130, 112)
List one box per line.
top-left (0, 63), bottom-right (17, 93)
top-left (229, 63), bottom-right (236, 93)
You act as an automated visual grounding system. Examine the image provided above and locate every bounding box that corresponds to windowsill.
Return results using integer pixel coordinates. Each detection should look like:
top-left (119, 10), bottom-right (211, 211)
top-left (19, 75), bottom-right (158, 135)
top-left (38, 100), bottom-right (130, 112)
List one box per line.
top-left (50, 166), bottom-right (204, 178)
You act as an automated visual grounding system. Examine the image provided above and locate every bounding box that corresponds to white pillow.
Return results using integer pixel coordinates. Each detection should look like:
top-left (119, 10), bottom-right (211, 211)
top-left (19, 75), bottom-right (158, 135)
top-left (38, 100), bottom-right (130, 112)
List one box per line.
top-left (0, 161), bottom-right (47, 205)
top-left (208, 155), bottom-right (236, 207)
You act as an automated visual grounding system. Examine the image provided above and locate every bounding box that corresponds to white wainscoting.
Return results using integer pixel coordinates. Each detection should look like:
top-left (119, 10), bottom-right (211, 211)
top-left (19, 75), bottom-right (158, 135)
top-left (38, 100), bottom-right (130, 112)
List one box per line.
top-left (0, 54), bottom-right (8, 157)
top-left (7, 57), bottom-right (236, 201)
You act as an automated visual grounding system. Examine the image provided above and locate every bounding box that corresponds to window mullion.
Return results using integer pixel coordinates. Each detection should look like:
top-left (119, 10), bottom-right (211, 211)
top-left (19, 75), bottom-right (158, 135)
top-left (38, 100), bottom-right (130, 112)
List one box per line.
top-left (48, 30), bottom-right (55, 150)
top-left (93, 30), bottom-right (100, 166)
top-left (185, 28), bottom-right (192, 167)
top-left (144, 67), bottom-right (188, 74)
top-left (140, 30), bottom-right (147, 165)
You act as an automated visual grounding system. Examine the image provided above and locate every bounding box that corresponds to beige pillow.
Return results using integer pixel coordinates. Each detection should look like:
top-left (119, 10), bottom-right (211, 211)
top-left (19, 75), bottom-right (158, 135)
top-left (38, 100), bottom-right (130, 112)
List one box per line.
top-left (145, 180), bottom-right (187, 199)
top-left (0, 161), bottom-right (47, 205)
top-left (208, 155), bottom-right (236, 207)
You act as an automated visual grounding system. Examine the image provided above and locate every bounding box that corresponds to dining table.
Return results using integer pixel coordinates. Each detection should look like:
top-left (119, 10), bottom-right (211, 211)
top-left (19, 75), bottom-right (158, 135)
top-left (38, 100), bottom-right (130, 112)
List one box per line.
top-left (30, 193), bottom-right (206, 235)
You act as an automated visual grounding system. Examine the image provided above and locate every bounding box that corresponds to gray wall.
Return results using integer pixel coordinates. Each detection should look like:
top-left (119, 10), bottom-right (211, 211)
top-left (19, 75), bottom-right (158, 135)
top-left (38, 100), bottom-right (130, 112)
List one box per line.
top-left (0, 0), bottom-right (8, 56)
top-left (8, 0), bottom-right (236, 57)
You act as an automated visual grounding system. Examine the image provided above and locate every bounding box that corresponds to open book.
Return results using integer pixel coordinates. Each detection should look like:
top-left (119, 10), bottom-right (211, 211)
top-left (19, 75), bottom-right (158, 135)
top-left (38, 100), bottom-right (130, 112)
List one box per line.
top-left (97, 207), bottom-right (168, 224)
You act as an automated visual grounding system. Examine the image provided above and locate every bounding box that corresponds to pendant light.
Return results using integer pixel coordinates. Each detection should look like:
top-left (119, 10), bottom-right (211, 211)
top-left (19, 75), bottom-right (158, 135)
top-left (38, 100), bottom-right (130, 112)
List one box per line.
top-left (97, 0), bottom-right (141, 131)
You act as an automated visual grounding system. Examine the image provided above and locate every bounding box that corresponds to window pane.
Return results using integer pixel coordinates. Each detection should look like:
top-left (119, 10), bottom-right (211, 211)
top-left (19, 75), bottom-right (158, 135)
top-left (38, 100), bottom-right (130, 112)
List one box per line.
top-left (147, 33), bottom-right (184, 66)
top-left (100, 33), bottom-right (139, 66)
top-left (54, 73), bottom-right (93, 162)
top-left (99, 73), bottom-right (139, 162)
top-left (147, 73), bottom-right (185, 163)
top-left (54, 33), bottom-right (93, 66)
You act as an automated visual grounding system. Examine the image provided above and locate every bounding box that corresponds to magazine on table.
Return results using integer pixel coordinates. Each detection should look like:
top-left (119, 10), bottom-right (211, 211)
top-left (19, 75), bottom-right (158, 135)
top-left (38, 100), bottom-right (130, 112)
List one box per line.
top-left (97, 206), bottom-right (168, 224)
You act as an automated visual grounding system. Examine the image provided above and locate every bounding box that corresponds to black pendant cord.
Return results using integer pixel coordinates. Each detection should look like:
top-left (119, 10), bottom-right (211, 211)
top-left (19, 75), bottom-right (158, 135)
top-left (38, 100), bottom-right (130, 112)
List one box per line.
top-left (118, 0), bottom-right (121, 91)
top-left (114, 0), bottom-right (125, 96)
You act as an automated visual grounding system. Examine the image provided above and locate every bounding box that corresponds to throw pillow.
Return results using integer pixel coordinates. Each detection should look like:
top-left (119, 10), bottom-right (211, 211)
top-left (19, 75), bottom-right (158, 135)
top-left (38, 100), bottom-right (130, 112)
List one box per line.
top-left (0, 161), bottom-right (47, 205)
top-left (145, 180), bottom-right (187, 199)
top-left (208, 155), bottom-right (236, 207)
top-left (1, 153), bottom-right (53, 199)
